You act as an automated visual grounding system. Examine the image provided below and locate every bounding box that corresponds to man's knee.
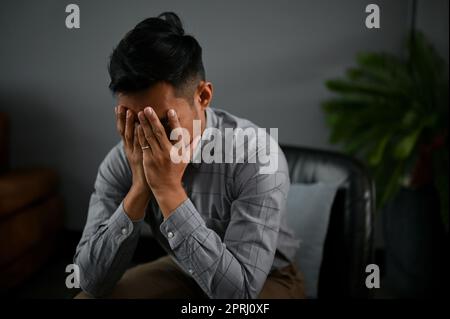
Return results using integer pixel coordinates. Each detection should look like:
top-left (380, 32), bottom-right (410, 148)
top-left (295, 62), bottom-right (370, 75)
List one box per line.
top-left (73, 256), bottom-right (206, 299)
top-left (74, 290), bottom-right (94, 299)
top-left (258, 264), bottom-right (306, 299)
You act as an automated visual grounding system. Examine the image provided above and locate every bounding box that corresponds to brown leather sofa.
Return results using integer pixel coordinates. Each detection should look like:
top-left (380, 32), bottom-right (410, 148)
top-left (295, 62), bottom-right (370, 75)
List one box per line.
top-left (0, 112), bottom-right (64, 292)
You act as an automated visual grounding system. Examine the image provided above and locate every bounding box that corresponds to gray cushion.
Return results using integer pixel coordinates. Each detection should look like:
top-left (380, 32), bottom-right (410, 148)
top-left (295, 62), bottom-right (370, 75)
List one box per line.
top-left (286, 182), bottom-right (337, 298)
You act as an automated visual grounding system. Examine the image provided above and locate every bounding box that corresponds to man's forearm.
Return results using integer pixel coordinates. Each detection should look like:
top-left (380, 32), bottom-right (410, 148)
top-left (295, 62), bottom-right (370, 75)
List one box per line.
top-left (75, 193), bottom-right (143, 297)
top-left (152, 184), bottom-right (188, 220)
top-left (123, 183), bottom-right (151, 220)
top-left (159, 198), bottom-right (265, 299)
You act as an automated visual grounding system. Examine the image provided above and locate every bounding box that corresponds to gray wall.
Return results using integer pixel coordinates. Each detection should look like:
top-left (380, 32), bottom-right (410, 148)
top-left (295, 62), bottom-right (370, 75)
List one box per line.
top-left (416, 0), bottom-right (449, 64)
top-left (0, 0), bottom-right (445, 230)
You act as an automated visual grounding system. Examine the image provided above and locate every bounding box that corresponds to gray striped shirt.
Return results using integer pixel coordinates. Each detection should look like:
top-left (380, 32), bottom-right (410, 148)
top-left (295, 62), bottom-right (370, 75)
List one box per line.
top-left (74, 107), bottom-right (300, 299)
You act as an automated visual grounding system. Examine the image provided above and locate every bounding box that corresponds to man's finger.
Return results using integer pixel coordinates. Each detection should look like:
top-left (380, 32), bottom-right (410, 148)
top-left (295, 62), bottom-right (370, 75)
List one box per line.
top-left (137, 124), bottom-right (152, 155)
top-left (116, 105), bottom-right (126, 136)
top-left (144, 107), bottom-right (171, 150)
top-left (138, 109), bottom-right (160, 152)
top-left (186, 134), bottom-right (201, 163)
top-left (133, 123), bottom-right (141, 152)
top-left (124, 109), bottom-right (135, 146)
top-left (167, 109), bottom-right (183, 144)
top-left (167, 109), bottom-right (181, 129)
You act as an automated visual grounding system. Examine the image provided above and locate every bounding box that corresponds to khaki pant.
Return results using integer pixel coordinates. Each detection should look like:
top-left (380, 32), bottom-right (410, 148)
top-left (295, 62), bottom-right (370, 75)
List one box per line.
top-left (75, 255), bottom-right (305, 299)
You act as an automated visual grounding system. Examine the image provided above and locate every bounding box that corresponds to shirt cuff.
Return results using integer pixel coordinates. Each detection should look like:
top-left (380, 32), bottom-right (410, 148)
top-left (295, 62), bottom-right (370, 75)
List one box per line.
top-left (106, 201), bottom-right (144, 240)
top-left (159, 198), bottom-right (205, 249)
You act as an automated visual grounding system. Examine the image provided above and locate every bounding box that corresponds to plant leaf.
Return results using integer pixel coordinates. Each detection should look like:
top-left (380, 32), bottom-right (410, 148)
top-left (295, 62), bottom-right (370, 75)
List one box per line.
top-left (393, 127), bottom-right (422, 159)
top-left (368, 134), bottom-right (390, 166)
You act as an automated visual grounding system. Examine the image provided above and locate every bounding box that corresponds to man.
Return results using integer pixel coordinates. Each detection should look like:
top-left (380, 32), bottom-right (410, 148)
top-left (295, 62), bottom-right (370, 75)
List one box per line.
top-left (74, 12), bottom-right (304, 299)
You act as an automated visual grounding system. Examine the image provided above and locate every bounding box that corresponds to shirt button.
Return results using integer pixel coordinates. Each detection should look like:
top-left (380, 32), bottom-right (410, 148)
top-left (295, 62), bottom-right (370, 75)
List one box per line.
top-left (167, 231), bottom-right (174, 238)
top-left (121, 228), bottom-right (128, 235)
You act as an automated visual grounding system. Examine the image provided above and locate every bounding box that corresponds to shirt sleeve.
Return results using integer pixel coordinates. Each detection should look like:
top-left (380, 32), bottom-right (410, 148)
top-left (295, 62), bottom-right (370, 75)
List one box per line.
top-left (73, 141), bottom-right (144, 297)
top-left (159, 149), bottom-right (290, 299)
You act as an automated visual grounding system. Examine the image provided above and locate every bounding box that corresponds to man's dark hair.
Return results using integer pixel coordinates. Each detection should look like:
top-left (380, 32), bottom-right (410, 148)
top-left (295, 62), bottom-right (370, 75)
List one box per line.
top-left (108, 12), bottom-right (205, 98)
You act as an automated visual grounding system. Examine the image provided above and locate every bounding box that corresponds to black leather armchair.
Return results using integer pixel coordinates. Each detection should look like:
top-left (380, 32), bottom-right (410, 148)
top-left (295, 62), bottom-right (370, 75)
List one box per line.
top-left (281, 145), bottom-right (375, 299)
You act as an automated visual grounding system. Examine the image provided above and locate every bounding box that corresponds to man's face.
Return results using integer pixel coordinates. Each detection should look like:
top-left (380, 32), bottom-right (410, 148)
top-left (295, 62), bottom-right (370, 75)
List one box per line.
top-left (117, 82), bottom-right (203, 144)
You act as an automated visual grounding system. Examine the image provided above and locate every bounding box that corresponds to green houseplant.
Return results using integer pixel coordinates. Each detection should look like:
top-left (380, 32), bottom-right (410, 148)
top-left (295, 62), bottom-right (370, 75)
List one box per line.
top-left (322, 31), bottom-right (448, 230)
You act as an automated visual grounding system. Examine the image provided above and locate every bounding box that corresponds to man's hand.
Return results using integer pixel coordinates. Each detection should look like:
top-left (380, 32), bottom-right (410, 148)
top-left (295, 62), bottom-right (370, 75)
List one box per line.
top-left (115, 105), bottom-right (151, 220)
top-left (136, 107), bottom-right (199, 219)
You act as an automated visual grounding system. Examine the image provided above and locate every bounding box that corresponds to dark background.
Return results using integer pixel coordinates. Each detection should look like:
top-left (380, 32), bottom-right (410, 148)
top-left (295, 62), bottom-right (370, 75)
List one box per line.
top-left (1, 0), bottom-right (447, 231)
top-left (0, 0), bottom-right (448, 299)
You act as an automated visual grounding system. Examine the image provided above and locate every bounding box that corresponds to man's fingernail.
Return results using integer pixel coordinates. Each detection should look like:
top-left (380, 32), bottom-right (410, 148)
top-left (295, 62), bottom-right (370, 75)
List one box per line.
top-left (145, 107), bottom-right (153, 115)
top-left (168, 109), bottom-right (176, 117)
top-left (126, 110), bottom-right (131, 118)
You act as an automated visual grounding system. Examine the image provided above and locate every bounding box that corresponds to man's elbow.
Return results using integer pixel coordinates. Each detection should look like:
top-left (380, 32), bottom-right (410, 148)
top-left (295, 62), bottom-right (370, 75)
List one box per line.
top-left (74, 255), bottom-right (109, 298)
